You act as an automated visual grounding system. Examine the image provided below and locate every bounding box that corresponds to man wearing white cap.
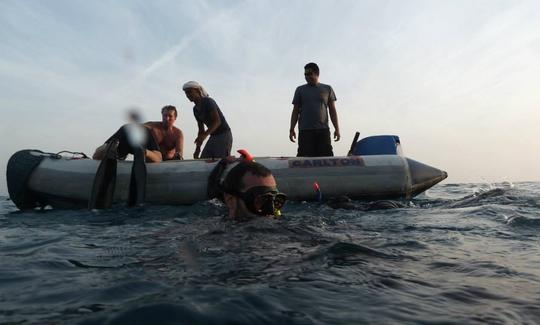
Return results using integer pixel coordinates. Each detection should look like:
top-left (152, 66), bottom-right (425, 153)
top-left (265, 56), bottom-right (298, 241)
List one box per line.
top-left (182, 81), bottom-right (233, 159)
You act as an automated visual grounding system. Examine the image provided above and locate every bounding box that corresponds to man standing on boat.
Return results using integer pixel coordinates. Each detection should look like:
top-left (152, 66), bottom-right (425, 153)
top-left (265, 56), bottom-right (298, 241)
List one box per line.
top-left (144, 105), bottom-right (184, 160)
top-left (289, 62), bottom-right (340, 157)
top-left (182, 81), bottom-right (233, 159)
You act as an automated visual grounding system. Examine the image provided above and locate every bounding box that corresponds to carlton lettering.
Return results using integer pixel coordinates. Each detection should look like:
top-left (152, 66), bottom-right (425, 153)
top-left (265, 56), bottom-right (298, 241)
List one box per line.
top-left (289, 158), bottom-right (364, 168)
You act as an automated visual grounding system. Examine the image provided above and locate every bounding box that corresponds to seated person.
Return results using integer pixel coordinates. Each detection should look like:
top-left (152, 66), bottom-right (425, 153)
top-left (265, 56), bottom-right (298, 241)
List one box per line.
top-left (144, 105), bottom-right (184, 160)
top-left (92, 123), bottom-right (162, 162)
top-left (220, 161), bottom-right (287, 220)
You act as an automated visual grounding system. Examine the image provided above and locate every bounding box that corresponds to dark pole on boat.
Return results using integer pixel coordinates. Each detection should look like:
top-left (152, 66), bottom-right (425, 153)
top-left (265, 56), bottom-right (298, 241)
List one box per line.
top-left (347, 132), bottom-right (360, 156)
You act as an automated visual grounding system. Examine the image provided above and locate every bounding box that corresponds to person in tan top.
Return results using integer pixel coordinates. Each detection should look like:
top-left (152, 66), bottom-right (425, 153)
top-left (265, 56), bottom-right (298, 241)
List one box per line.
top-left (144, 105), bottom-right (184, 160)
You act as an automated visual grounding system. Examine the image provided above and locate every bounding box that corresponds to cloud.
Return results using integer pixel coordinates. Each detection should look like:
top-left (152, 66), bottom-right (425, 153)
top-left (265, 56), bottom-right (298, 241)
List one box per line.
top-left (1, 0), bottom-right (540, 196)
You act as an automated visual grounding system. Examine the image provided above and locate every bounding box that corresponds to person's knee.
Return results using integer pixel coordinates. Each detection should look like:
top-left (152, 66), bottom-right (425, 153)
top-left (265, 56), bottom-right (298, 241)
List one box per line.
top-left (92, 144), bottom-right (107, 160)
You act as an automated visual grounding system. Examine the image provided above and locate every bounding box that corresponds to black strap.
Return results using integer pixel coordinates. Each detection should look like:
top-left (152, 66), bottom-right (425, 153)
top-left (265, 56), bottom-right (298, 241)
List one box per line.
top-left (207, 158), bottom-right (229, 200)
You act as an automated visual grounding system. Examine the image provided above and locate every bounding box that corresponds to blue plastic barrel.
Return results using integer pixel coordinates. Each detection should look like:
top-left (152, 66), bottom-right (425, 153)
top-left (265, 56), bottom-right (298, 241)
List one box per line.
top-left (352, 135), bottom-right (402, 156)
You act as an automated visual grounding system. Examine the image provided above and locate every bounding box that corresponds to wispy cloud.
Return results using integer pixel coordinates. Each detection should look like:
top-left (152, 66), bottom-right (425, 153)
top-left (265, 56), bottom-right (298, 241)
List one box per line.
top-left (1, 0), bottom-right (540, 193)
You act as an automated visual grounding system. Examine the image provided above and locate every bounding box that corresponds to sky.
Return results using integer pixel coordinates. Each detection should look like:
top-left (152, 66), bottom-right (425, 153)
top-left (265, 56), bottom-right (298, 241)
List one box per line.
top-left (1, 0), bottom-right (539, 195)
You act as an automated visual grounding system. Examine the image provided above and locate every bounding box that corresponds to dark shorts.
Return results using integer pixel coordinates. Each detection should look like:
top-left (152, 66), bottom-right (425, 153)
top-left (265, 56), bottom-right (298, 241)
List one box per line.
top-left (201, 130), bottom-right (233, 159)
top-left (297, 128), bottom-right (333, 157)
top-left (105, 125), bottom-right (159, 160)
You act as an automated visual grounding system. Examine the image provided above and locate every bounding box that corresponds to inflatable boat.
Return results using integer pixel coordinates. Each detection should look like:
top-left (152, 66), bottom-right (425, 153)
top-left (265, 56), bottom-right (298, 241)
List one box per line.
top-left (6, 135), bottom-right (447, 210)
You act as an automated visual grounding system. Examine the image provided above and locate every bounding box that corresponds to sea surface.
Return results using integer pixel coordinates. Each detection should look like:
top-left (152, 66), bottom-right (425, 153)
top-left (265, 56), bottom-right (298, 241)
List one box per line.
top-left (1, 182), bottom-right (540, 324)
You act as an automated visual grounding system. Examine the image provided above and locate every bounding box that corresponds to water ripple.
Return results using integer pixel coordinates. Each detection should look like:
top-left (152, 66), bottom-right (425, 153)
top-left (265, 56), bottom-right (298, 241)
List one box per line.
top-left (1, 182), bottom-right (540, 324)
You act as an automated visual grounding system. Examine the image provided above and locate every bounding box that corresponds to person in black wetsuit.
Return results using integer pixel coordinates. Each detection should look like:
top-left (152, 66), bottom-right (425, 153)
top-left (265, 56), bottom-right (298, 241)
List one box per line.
top-left (92, 123), bottom-right (162, 162)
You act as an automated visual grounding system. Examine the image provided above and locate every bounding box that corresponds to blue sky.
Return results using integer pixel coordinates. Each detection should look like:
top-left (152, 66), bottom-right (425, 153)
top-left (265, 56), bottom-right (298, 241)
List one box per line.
top-left (1, 0), bottom-right (540, 194)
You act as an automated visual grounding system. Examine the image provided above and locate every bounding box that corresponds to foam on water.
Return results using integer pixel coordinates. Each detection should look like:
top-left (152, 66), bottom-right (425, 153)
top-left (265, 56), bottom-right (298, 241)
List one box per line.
top-left (1, 182), bottom-right (540, 324)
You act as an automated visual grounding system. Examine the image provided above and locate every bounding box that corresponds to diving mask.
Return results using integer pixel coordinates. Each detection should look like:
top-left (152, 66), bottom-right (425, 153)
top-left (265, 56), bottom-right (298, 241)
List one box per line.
top-left (236, 186), bottom-right (287, 216)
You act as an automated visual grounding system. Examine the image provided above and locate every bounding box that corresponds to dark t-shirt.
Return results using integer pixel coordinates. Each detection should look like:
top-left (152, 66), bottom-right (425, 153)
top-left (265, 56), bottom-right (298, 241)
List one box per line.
top-left (106, 124), bottom-right (159, 160)
top-left (193, 97), bottom-right (231, 135)
top-left (292, 83), bottom-right (336, 130)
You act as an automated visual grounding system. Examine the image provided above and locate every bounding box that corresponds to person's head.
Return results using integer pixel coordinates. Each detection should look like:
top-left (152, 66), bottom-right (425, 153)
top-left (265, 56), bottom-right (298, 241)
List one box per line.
top-left (127, 109), bottom-right (142, 123)
top-left (221, 161), bottom-right (287, 220)
top-left (182, 81), bottom-right (208, 103)
top-left (161, 105), bottom-right (177, 128)
top-left (304, 62), bottom-right (320, 85)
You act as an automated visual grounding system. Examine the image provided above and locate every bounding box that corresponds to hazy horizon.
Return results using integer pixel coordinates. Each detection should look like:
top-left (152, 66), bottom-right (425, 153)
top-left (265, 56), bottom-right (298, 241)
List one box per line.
top-left (1, 0), bottom-right (540, 195)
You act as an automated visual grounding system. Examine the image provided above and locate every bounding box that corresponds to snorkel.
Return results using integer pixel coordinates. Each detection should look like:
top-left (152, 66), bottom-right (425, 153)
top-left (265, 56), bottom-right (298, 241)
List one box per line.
top-left (313, 181), bottom-right (322, 202)
top-left (237, 149), bottom-right (254, 162)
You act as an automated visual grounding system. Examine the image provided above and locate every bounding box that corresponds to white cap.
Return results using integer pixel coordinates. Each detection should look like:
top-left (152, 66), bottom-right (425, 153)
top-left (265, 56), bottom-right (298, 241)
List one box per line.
top-left (182, 81), bottom-right (209, 97)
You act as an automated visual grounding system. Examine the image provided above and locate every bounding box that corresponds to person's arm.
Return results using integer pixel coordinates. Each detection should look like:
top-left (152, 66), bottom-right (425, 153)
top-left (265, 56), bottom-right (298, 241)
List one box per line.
top-left (145, 149), bottom-right (162, 162)
top-left (175, 130), bottom-right (184, 160)
top-left (328, 100), bottom-right (340, 141)
top-left (194, 120), bottom-right (205, 159)
top-left (289, 104), bottom-right (300, 142)
top-left (196, 120), bottom-right (205, 137)
top-left (143, 126), bottom-right (162, 162)
top-left (195, 109), bottom-right (221, 147)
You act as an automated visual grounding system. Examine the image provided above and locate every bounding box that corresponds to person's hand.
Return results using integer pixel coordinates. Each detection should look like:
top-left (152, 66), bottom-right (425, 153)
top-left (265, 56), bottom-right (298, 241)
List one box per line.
top-left (334, 129), bottom-right (341, 141)
top-left (193, 146), bottom-right (201, 159)
top-left (194, 133), bottom-right (208, 147)
top-left (289, 129), bottom-right (296, 142)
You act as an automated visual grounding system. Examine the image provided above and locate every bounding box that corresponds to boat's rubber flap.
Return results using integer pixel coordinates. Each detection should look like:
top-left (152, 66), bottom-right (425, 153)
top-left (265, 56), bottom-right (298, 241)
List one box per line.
top-left (6, 150), bottom-right (46, 210)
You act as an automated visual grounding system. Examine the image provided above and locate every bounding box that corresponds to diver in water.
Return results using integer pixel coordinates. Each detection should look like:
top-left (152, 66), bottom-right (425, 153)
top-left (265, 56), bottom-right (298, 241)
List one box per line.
top-left (218, 161), bottom-right (287, 221)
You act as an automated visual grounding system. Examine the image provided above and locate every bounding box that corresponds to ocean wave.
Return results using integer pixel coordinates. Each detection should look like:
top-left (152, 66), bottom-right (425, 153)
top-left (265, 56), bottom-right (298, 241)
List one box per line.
top-left (505, 215), bottom-right (540, 228)
top-left (446, 188), bottom-right (508, 208)
top-left (1, 183), bottom-right (540, 324)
